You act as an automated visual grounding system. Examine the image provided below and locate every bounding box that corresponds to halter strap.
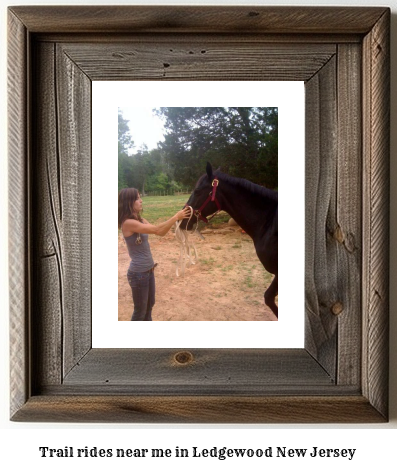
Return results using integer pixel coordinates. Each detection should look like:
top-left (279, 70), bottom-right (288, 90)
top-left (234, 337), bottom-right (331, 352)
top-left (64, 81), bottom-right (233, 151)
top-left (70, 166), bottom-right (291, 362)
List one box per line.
top-left (193, 178), bottom-right (221, 223)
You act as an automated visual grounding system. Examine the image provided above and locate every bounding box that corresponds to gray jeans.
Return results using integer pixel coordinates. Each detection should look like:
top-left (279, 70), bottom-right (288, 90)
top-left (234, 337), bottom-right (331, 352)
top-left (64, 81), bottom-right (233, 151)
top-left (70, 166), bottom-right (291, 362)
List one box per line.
top-left (127, 270), bottom-right (155, 321)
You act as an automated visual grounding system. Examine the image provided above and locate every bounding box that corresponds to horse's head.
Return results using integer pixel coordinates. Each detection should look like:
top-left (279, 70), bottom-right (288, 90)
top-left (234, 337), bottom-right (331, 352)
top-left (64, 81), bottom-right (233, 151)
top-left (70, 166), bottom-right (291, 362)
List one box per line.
top-left (179, 162), bottom-right (221, 230)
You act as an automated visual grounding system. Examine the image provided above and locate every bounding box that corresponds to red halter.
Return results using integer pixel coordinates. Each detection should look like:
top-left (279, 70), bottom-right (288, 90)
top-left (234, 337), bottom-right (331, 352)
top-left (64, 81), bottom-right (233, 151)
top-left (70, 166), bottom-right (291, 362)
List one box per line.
top-left (188, 178), bottom-right (221, 223)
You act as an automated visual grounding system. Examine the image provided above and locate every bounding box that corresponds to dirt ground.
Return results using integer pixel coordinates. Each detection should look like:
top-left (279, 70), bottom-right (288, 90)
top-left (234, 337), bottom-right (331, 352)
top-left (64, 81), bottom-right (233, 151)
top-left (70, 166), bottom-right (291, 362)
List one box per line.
top-left (118, 222), bottom-right (277, 321)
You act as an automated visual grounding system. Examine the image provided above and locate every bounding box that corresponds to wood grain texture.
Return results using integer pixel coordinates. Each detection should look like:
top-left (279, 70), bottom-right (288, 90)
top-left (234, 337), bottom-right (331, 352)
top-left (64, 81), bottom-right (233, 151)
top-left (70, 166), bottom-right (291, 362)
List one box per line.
top-left (31, 41), bottom-right (92, 388)
top-left (304, 57), bottom-right (338, 377)
top-left (8, 10), bottom-right (29, 419)
top-left (8, 6), bottom-right (390, 423)
top-left (362, 10), bottom-right (390, 419)
top-left (61, 349), bottom-right (334, 393)
top-left (32, 42), bottom-right (63, 387)
top-left (55, 44), bottom-right (91, 377)
top-left (11, 396), bottom-right (385, 424)
top-left (9, 6), bottom-right (387, 34)
top-left (60, 42), bottom-right (335, 82)
top-left (336, 44), bottom-right (362, 386)
top-left (34, 33), bottom-right (363, 45)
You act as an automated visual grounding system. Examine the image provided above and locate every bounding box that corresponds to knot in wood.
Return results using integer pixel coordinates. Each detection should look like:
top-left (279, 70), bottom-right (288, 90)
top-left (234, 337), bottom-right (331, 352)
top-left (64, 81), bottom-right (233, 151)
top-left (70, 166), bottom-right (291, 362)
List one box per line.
top-left (333, 225), bottom-right (344, 244)
top-left (331, 302), bottom-right (344, 316)
top-left (174, 351), bottom-right (194, 365)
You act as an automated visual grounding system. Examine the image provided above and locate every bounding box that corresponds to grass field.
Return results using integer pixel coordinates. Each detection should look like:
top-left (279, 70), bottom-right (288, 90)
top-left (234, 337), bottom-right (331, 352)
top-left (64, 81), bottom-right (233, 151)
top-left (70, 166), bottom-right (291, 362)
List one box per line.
top-left (142, 194), bottom-right (229, 227)
top-left (141, 194), bottom-right (187, 222)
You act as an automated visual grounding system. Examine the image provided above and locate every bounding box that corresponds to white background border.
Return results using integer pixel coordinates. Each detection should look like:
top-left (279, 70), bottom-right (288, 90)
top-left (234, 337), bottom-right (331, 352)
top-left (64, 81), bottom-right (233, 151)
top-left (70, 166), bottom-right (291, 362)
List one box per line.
top-left (92, 81), bottom-right (305, 348)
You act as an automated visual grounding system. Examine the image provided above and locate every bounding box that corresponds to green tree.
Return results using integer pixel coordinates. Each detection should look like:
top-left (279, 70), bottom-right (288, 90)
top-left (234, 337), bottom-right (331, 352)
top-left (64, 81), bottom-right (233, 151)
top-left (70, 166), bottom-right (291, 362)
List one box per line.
top-left (155, 107), bottom-right (278, 189)
top-left (118, 111), bottom-right (134, 155)
top-left (118, 110), bottom-right (135, 191)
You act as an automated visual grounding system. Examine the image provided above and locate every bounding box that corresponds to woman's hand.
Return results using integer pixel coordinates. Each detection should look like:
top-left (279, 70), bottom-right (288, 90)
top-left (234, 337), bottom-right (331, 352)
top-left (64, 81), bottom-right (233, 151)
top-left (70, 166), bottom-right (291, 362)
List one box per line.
top-left (176, 207), bottom-right (191, 220)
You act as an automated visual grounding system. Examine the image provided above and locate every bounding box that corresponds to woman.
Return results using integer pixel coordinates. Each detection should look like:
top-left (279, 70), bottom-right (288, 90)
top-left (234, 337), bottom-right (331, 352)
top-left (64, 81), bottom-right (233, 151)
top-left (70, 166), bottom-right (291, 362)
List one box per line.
top-left (118, 188), bottom-right (190, 321)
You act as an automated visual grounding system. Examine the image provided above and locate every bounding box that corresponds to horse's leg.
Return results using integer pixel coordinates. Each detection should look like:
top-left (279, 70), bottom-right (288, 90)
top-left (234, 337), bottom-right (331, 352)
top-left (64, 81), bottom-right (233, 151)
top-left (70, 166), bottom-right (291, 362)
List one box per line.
top-left (264, 274), bottom-right (278, 318)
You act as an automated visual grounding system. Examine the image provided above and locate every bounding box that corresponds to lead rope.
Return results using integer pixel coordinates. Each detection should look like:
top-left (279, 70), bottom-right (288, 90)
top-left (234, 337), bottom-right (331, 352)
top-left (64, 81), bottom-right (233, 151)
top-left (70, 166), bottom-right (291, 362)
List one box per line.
top-left (174, 206), bottom-right (200, 277)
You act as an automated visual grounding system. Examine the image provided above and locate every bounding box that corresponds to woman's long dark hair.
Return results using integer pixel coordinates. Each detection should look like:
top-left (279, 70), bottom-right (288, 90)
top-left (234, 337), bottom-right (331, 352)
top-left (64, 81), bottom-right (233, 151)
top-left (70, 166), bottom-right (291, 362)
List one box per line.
top-left (118, 188), bottom-right (142, 229)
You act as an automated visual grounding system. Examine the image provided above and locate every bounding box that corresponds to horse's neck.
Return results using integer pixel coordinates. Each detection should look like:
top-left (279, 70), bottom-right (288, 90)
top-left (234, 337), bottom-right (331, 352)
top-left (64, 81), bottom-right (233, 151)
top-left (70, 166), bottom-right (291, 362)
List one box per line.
top-left (218, 182), bottom-right (274, 239)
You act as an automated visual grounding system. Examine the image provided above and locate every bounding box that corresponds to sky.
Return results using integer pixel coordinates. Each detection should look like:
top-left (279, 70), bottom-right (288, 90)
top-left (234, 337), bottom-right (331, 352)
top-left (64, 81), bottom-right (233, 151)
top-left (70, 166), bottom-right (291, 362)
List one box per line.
top-left (119, 106), bottom-right (165, 151)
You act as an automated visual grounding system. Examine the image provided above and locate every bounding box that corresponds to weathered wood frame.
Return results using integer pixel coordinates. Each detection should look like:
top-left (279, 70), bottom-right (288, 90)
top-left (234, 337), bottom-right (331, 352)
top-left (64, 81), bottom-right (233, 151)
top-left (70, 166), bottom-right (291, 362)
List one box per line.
top-left (8, 6), bottom-right (390, 423)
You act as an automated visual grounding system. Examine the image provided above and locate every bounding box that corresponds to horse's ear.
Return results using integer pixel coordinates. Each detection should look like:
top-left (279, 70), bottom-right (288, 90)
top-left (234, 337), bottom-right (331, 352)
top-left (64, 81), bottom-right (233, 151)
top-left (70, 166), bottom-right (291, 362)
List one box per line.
top-left (206, 162), bottom-right (213, 180)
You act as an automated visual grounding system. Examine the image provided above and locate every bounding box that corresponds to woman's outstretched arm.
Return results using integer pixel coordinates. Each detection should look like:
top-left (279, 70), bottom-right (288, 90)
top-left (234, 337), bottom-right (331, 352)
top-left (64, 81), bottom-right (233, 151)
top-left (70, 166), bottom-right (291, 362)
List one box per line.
top-left (122, 207), bottom-right (190, 238)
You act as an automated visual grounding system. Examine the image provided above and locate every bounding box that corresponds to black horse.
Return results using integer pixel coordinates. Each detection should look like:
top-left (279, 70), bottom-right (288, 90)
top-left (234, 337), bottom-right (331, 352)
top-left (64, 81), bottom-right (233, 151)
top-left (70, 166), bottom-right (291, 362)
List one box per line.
top-left (179, 162), bottom-right (278, 318)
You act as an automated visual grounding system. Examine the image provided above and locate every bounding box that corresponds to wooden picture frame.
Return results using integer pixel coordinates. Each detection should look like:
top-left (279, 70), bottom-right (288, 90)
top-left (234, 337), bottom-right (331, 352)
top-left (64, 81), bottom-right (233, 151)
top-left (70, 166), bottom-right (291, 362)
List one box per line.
top-left (8, 6), bottom-right (390, 423)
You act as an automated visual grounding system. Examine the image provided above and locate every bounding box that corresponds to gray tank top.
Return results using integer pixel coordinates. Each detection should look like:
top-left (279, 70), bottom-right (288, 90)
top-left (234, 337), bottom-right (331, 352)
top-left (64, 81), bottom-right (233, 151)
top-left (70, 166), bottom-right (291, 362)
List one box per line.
top-left (124, 232), bottom-right (155, 273)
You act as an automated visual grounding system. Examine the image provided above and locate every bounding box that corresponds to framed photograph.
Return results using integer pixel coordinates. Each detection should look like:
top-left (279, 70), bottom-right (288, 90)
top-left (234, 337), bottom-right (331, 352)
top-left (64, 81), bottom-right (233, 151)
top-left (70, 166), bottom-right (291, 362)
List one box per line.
top-left (8, 6), bottom-right (390, 423)
top-left (94, 81), bottom-right (304, 347)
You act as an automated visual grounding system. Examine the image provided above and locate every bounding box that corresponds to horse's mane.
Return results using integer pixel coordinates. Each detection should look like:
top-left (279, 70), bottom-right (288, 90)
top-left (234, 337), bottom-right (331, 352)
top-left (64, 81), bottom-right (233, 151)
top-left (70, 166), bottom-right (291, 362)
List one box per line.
top-left (212, 170), bottom-right (278, 202)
